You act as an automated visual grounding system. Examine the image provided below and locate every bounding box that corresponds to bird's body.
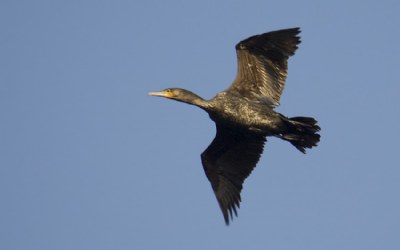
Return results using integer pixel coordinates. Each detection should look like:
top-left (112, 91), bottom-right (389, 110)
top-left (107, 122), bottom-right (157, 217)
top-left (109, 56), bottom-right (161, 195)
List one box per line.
top-left (208, 91), bottom-right (284, 134)
top-left (149, 28), bottom-right (320, 225)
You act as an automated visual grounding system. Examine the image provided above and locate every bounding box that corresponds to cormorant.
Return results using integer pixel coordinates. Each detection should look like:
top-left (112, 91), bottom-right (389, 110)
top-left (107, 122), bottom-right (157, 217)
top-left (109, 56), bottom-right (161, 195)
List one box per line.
top-left (149, 28), bottom-right (320, 225)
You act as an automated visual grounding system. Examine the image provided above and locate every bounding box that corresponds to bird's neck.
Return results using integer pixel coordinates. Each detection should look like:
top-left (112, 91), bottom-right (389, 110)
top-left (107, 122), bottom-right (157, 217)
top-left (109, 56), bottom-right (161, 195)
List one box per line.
top-left (180, 94), bottom-right (211, 110)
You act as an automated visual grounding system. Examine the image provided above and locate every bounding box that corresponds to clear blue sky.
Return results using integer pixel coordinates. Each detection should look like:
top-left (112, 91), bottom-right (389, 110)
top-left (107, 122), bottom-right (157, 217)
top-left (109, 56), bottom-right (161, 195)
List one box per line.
top-left (1, 1), bottom-right (399, 249)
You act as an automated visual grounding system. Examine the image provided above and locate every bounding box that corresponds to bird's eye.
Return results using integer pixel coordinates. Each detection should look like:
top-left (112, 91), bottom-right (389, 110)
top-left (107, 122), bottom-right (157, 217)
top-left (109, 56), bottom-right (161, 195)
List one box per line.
top-left (163, 88), bottom-right (174, 98)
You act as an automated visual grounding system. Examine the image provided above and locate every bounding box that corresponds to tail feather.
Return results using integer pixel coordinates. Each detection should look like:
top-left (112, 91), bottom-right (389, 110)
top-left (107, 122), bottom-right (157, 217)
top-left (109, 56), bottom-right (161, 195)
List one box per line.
top-left (282, 116), bottom-right (321, 153)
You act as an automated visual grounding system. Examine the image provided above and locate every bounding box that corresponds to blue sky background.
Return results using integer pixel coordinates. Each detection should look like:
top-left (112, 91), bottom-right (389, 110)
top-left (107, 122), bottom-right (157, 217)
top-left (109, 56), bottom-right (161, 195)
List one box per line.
top-left (1, 1), bottom-right (399, 249)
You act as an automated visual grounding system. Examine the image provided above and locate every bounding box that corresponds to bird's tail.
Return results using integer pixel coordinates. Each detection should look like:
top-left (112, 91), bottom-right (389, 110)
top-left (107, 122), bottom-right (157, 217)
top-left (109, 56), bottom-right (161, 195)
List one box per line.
top-left (281, 116), bottom-right (321, 153)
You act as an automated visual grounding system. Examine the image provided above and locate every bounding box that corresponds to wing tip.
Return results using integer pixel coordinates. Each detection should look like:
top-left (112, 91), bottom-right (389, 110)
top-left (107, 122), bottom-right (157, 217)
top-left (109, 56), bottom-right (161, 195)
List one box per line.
top-left (222, 204), bottom-right (240, 226)
top-left (217, 191), bottom-right (242, 226)
top-left (235, 27), bottom-right (302, 52)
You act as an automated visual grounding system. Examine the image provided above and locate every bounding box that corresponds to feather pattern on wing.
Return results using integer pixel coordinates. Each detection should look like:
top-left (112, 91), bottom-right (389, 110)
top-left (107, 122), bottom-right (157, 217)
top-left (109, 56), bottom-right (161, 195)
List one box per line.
top-left (227, 28), bottom-right (301, 106)
top-left (201, 124), bottom-right (266, 224)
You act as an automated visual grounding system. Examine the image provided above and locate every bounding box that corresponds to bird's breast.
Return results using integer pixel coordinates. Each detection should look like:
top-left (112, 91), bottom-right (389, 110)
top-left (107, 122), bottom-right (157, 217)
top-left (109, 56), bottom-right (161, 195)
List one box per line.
top-left (208, 97), bottom-right (281, 134)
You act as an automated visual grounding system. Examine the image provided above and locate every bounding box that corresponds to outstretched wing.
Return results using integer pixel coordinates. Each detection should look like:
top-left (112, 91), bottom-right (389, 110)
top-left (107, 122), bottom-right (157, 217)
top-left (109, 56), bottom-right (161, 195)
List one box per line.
top-left (227, 27), bottom-right (301, 106)
top-left (201, 124), bottom-right (266, 225)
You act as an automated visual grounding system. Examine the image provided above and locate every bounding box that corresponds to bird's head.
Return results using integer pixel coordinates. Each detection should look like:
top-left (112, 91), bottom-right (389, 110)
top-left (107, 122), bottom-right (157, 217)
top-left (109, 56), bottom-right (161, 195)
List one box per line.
top-left (148, 88), bottom-right (182, 99)
top-left (148, 88), bottom-right (207, 108)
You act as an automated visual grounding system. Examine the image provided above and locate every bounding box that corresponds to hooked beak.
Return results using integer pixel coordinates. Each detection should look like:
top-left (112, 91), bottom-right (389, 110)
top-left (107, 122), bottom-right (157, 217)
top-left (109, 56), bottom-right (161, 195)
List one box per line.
top-left (148, 91), bottom-right (173, 98)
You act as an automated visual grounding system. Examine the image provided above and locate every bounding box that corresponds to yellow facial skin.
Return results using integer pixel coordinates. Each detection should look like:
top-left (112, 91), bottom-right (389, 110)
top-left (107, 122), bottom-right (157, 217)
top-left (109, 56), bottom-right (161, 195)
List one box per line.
top-left (148, 89), bottom-right (174, 98)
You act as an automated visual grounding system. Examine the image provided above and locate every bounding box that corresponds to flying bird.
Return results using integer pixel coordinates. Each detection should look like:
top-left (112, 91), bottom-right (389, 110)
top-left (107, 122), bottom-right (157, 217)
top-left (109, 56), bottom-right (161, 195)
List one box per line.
top-left (149, 28), bottom-right (320, 225)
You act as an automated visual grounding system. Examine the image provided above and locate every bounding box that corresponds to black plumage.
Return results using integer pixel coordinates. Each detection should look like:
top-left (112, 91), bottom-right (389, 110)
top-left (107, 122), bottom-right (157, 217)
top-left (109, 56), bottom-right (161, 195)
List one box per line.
top-left (149, 28), bottom-right (320, 225)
